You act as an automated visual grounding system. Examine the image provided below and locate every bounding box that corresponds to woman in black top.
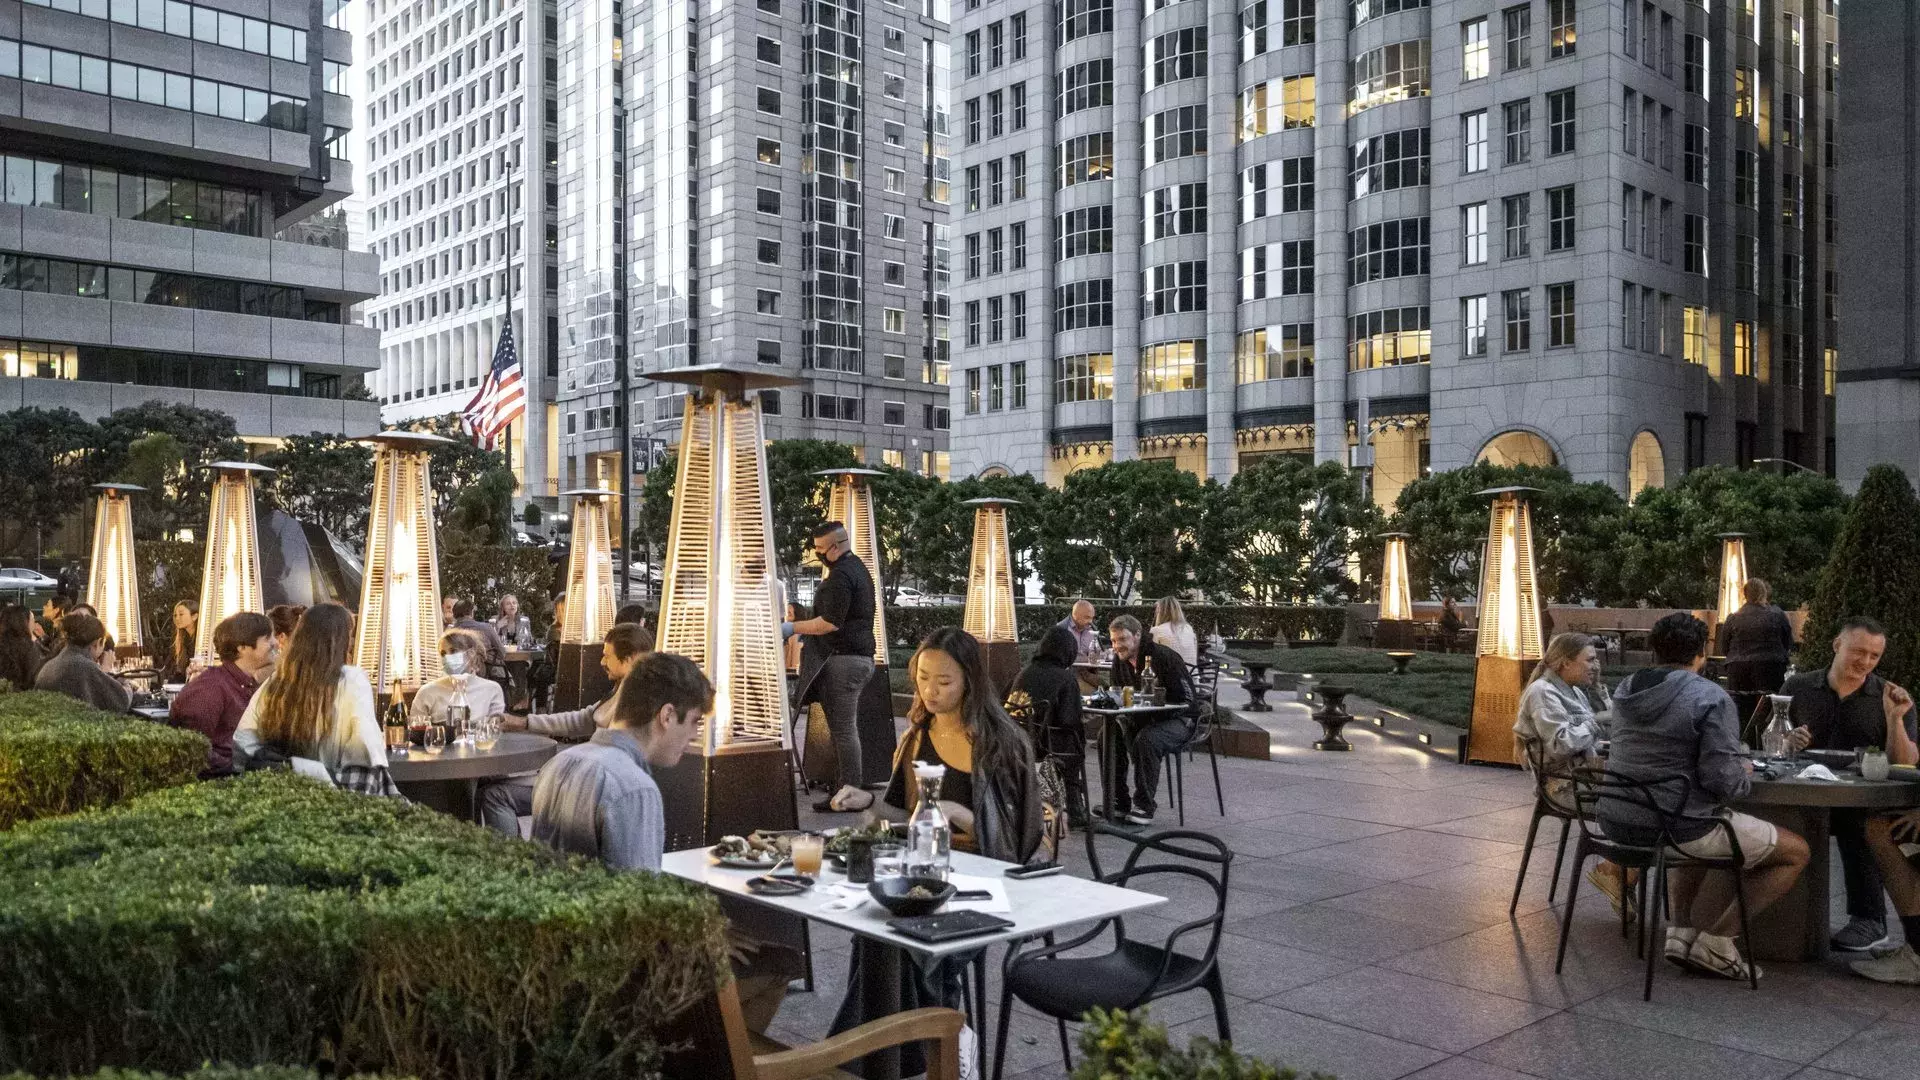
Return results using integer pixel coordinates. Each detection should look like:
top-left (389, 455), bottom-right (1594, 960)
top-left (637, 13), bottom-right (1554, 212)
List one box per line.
top-left (1008, 623), bottom-right (1086, 766)
top-left (0, 605), bottom-right (43, 692)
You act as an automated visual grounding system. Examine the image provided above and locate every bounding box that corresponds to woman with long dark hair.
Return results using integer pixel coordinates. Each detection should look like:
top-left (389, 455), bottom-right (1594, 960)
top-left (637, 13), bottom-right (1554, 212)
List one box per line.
top-left (0, 605), bottom-right (43, 691)
top-left (233, 603), bottom-right (394, 796)
top-left (165, 600), bottom-right (199, 681)
top-left (882, 626), bottom-right (1043, 863)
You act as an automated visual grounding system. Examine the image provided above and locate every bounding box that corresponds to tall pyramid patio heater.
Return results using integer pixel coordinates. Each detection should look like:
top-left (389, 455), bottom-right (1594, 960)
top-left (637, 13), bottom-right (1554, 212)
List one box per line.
top-left (795, 467), bottom-right (898, 787)
top-left (1375, 532), bottom-right (1415, 650)
top-left (193, 462), bottom-right (273, 668)
top-left (1715, 533), bottom-right (1750, 627)
top-left (88, 483), bottom-right (145, 658)
top-left (963, 496), bottom-right (1023, 697)
top-left (649, 365), bottom-right (800, 848)
top-left (553, 488), bottom-right (620, 709)
top-left (1466, 487), bottom-right (1545, 766)
top-left (353, 431), bottom-right (451, 699)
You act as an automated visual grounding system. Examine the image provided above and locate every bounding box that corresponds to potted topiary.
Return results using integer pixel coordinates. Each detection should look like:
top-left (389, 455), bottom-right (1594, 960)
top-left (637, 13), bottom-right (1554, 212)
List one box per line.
top-left (1073, 1007), bottom-right (1333, 1079)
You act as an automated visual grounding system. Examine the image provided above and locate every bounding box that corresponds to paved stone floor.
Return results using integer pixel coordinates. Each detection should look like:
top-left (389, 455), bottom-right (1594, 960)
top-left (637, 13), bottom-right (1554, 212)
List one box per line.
top-left (776, 688), bottom-right (1918, 1080)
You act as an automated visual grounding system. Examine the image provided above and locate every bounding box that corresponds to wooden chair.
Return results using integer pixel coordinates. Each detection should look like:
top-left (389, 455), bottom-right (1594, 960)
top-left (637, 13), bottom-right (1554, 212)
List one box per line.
top-left (715, 977), bottom-right (966, 1080)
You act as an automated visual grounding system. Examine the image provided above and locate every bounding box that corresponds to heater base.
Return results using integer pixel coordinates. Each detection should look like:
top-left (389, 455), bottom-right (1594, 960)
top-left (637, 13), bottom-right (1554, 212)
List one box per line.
top-left (800, 665), bottom-right (899, 790)
top-left (1374, 619), bottom-right (1416, 650)
top-left (1467, 655), bottom-right (1529, 766)
top-left (981, 640), bottom-right (1022, 700)
top-left (656, 742), bottom-right (798, 851)
top-left (554, 642), bottom-right (614, 712)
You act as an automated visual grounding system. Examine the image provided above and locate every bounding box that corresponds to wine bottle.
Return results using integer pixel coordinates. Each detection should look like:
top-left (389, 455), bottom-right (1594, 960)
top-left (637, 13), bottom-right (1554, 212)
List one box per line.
top-left (383, 681), bottom-right (410, 751)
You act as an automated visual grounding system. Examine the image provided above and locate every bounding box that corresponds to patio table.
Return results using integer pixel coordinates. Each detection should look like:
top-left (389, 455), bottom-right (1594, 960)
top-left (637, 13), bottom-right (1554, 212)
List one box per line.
top-left (661, 846), bottom-right (1163, 1080)
top-left (1083, 701), bottom-right (1190, 822)
top-left (388, 731), bottom-right (556, 822)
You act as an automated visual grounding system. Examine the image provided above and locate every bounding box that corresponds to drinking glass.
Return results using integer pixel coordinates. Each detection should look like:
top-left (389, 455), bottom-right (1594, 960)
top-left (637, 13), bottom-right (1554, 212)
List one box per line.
top-left (790, 834), bottom-right (824, 877)
top-left (423, 724), bottom-right (447, 753)
top-left (474, 713), bottom-right (500, 750)
top-left (872, 843), bottom-right (906, 881)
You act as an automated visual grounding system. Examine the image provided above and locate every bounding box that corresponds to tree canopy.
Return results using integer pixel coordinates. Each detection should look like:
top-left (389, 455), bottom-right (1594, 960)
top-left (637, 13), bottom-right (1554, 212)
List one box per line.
top-left (1799, 464), bottom-right (1920, 688)
top-left (1388, 463), bottom-right (1626, 603)
top-left (1610, 466), bottom-right (1848, 608)
top-left (1195, 457), bottom-right (1383, 604)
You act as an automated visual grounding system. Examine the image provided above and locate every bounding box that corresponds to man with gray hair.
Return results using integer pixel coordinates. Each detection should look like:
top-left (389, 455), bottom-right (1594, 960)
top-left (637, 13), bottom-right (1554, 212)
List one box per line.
top-left (789, 520), bottom-right (878, 812)
top-left (1059, 599), bottom-right (1100, 660)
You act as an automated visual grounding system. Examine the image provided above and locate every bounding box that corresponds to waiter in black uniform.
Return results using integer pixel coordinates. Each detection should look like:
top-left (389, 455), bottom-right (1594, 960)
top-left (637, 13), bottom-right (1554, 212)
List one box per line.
top-left (789, 521), bottom-right (879, 812)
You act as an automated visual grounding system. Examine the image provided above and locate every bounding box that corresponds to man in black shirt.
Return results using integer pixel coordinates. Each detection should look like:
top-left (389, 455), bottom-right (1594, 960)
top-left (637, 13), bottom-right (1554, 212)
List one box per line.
top-left (1782, 616), bottom-right (1920, 952)
top-left (790, 521), bottom-right (878, 812)
top-left (1105, 614), bottom-right (1195, 826)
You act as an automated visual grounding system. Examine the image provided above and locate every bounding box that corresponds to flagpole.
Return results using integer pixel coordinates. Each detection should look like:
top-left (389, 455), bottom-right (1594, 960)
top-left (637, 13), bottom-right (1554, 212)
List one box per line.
top-left (500, 153), bottom-right (515, 478)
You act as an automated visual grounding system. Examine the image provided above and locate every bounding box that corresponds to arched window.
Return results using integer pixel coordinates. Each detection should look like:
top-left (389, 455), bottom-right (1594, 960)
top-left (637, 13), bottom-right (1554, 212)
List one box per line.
top-left (1628, 430), bottom-right (1666, 496)
top-left (1478, 430), bottom-right (1558, 468)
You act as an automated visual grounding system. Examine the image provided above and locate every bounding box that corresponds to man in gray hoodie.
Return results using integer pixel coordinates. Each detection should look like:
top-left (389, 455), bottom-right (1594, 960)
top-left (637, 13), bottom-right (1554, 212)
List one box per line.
top-left (1601, 612), bottom-right (1809, 981)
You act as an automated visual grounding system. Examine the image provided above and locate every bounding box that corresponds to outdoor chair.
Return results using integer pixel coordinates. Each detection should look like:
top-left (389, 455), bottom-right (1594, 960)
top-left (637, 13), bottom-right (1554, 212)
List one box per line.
top-left (1168, 658), bottom-right (1226, 824)
top-left (1508, 739), bottom-right (1580, 916)
top-left (1554, 770), bottom-right (1761, 1000)
top-left (989, 823), bottom-right (1233, 1079)
top-left (709, 976), bottom-right (966, 1080)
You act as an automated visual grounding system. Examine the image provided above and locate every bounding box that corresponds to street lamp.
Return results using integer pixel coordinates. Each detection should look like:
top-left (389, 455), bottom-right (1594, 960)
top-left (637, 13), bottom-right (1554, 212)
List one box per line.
top-left (646, 364), bottom-right (801, 847)
top-left (193, 462), bottom-right (273, 667)
top-left (552, 488), bottom-right (620, 709)
top-left (1467, 487), bottom-right (1544, 765)
top-left (87, 483), bottom-right (145, 654)
top-left (962, 496), bottom-right (1022, 694)
top-left (1716, 532), bottom-right (1750, 626)
top-left (353, 431), bottom-right (451, 696)
top-left (1375, 532), bottom-right (1414, 649)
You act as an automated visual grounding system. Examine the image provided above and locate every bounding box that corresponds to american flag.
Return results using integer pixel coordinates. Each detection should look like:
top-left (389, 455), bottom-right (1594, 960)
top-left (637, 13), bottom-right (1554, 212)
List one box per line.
top-left (462, 320), bottom-right (526, 450)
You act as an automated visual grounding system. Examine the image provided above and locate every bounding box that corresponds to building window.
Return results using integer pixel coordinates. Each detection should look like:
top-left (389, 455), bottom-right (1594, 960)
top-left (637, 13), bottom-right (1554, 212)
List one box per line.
top-left (1548, 0), bottom-right (1577, 58)
top-left (1059, 0), bottom-right (1115, 42)
top-left (756, 188), bottom-right (782, 215)
top-left (1734, 66), bottom-right (1755, 122)
top-left (1546, 282), bottom-right (1575, 347)
top-left (1148, 184), bottom-right (1207, 241)
top-left (1241, 0), bottom-right (1317, 61)
top-left (884, 307), bottom-right (906, 333)
top-left (964, 233), bottom-right (981, 278)
top-left (1783, 173), bottom-right (1803, 230)
top-left (1781, 93), bottom-right (1804, 149)
top-left (1056, 133), bottom-right (1115, 186)
top-left (1139, 340), bottom-right (1207, 393)
top-left (1462, 110), bottom-right (1489, 173)
top-left (1146, 28), bottom-right (1207, 90)
top-left (1010, 361), bottom-right (1028, 407)
top-left (1683, 124), bottom-right (1708, 185)
top-left (1057, 205), bottom-right (1115, 258)
top-left (988, 296), bottom-right (1005, 342)
top-left (964, 98), bottom-right (980, 144)
top-left (1783, 254), bottom-right (1803, 309)
top-left (1012, 292), bottom-right (1028, 337)
top-left (884, 353), bottom-right (907, 379)
top-left (1010, 152), bottom-right (1028, 199)
top-left (1824, 347), bottom-right (1838, 396)
top-left (964, 301), bottom-right (981, 346)
top-left (1012, 12), bottom-right (1027, 59)
top-left (1503, 289), bottom-right (1531, 351)
top-left (988, 365), bottom-right (1005, 410)
top-left (1685, 33), bottom-right (1707, 95)
top-left (757, 239), bottom-right (781, 264)
top-left (1462, 18), bottom-right (1490, 81)
top-left (1503, 99), bottom-right (1532, 165)
top-left (964, 367), bottom-right (981, 413)
top-left (1503, 194), bottom-right (1531, 258)
top-left (756, 87), bottom-right (782, 114)
top-left (988, 159), bottom-right (1005, 205)
top-left (1236, 323), bottom-right (1315, 381)
top-left (1462, 295), bottom-right (1490, 357)
top-left (1056, 59), bottom-right (1115, 116)
top-left (1781, 333), bottom-right (1803, 389)
top-left (1349, 218), bottom-right (1430, 284)
top-left (757, 289), bottom-right (780, 314)
top-left (1011, 83), bottom-right (1027, 129)
top-left (1239, 76), bottom-right (1316, 139)
top-left (1054, 279), bottom-right (1114, 329)
top-left (1734, 234), bottom-right (1757, 292)
top-left (1348, 307), bottom-right (1431, 369)
top-left (756, 339), bottom-right (782, 365)
top-left (1011, 223), bottom-right (1027, 268)
top-left (1684, 214), bottom-right (1706, 274)
top-left (1462, 203), bottom-right (1488, 265)
top-left (1148, 105), bottom-right (1208, 164)
top-left (1243, 156), bottom-right (1315, 220)
top-left (1055, 352), bottom-right (1115, 402)
top-left (1547, 89), bottom-right (1576, 155)
top-left (756, 37), bottom-right (782, 64)
top-left (1683, 305), bottom-right (1706, 365)
top-left (988, 20), bottom-right (1004, 68)
top-left (1350, 39), bottom-right (1430, 114)
top-left (1734, 150), bottom-right (1757, 206)
top-left (1546, 185), bottom-right (1575, 251)
top-left (1503, 5), bottom-right (1532, 70)
top-left (1350, 129), bottom-right (1429, 199)
top-left (1144, 261), bottom-right (1207, 316)
top-left (1241, 241), bottom-right (1315, 299)
top-left (1732, 320), bottom-right (1754, 376)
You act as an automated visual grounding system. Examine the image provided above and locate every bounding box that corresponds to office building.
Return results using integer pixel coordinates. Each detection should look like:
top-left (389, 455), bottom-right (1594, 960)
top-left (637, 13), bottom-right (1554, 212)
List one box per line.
top-left (361, 0), bottom-right (557, 500)
top-left (1, 0), bottom-right (378, 439)
top-left (551, 0), bottom-right (954, 495)
top-left (949, 0), bottom-right (1838, 506)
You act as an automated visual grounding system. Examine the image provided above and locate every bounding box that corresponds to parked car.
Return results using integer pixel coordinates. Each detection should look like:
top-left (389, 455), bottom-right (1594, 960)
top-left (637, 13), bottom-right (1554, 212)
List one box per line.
top-left (0, 567), bottom-right (58, 589)
top-left (893, 587), bottom-right (930, 607)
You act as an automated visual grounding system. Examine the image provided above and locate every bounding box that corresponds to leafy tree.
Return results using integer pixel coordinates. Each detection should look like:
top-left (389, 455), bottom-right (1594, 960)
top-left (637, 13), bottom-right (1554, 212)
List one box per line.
top-left (442, 467), bottom-right (519, 552)
top-left (1800, 465), bottom-right (1920, 688)
top-left (1195, 457), bottom-right (1383, 604)
top-left (765, 439), bottom-right (862, 579)
top-left (521, 501), bottom-right (544, 528)
top-left (407, 414), bottom-right (510, 528)
top-left (1388, 462), bottom-right (1625, 603)
top-left (1047, 460), bottom-right (1205, 601)
top-left (1611, 466), bottom-right (1849, 608)
top-left (635, 450), bottom-right (677, 556)
top-left (95, 402), bottom-right (246, 539)
top-left (258, 434), bottom-right (377, 545)
top-left (0, 407), bottom-right (102, 557)
top-left (867, 466), bottom-right (946, 600)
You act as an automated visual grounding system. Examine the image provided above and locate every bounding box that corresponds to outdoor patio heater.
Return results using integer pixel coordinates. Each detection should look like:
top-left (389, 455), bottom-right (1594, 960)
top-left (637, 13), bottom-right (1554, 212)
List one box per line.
top-left (649, 365), bottom-right (800, 848)
top-left (87, 483), bottom-right (145, 656)
top-left (1375, 532), bottom-right (1415, 650)
top-left (796, 468), bottom-right (897, 788)
top-left (962, 496), bottom-right (1022, 696)
top-left (1466, 487), bottom-right (1544, 766)
top-left (553, 488), bottom-right (620, 709)
top-left (1715, 532), bottom-right (1750, 627)
top-left (193, 462), bottom-right (272, 667)
top-left (353, 431), bottom-right (451, 697)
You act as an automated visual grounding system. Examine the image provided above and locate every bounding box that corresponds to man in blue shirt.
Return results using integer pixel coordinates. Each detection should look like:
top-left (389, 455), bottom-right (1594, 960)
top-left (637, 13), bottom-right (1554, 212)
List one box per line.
top-left (531, 651), bottom-right (711, 871)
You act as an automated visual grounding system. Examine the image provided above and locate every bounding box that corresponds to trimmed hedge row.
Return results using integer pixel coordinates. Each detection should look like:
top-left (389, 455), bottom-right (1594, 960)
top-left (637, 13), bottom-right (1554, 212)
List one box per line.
top-left (0, 772), bottom-right (730, 1080)
top-left (884, 604), bottom-right (1346, 649)
top-left (2, 1071), bottom-right (395, 1080)
top-left (0, 691), bottom-right (207, 829)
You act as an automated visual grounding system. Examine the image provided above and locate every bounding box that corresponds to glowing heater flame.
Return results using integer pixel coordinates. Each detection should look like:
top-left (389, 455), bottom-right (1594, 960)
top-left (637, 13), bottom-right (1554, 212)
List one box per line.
top-left (963, 498), bottom-right (1019, 644)
top-left (194, 463), bottom-right (272, 667)
top-left (1715, 534), bottom-right (1749, 625)
top-left (354, 432), bottom-right (451, 692)
top-left (820, 468), bottom-right (891, 666)
top-left (1474, 489), bottom-right (1543, 661)
top-left (561, 490), bottom-right (619, 644)
top-left (1378, 533), bottom-right (1413, 622)
top-left (87, 484), bottom-right (145, 650)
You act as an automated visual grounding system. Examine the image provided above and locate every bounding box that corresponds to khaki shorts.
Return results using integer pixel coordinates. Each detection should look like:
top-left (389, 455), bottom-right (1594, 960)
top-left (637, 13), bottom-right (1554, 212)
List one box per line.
top-left (1670, 810), bottom-right (1778, 863)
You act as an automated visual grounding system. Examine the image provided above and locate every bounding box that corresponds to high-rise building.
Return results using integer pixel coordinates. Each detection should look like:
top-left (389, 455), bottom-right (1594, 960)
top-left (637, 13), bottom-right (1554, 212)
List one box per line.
top-left (1, 0), bottom-right (379, 439)
top-left (361, 0), bottom-right (558, 501)
top-left (547, 0), bottom-right (955, 497)
top-left (1834, 1), bottom-right (1918, 488)
top-left (950, 0), bottom-right (1838, 505)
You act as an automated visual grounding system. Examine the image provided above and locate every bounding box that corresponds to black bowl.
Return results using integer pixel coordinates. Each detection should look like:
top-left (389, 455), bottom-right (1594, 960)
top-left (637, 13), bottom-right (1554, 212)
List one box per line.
top-left (868, 876), bottom-right (954, 916)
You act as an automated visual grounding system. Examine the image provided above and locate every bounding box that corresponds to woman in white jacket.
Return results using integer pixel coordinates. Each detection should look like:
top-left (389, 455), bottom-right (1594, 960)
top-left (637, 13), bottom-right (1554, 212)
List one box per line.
top-left (1150, 597), bottom-right (1200, 669)
top-left (1512, 632), bottom-right (1610, 805)
top-left (234, 602), bottom-right (394, 796)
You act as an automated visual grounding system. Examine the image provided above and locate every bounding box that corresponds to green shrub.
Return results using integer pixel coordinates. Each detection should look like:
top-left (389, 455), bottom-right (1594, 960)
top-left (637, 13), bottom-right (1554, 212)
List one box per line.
top-left (1074, 1008), bottom-right (1333, 1080)
top-left (0, 692), bottom-right (207, 828)
top-left (0, 772), bottom-right (730, 1080)
top-left (1800, 464), bottom-right (1920, 688)
top-left (883, 604), bottom-right (1346, 649)
top-left (2, 1069), bottom-right (395, 1080)
top-left (440, 546), bottom-right (562, 633)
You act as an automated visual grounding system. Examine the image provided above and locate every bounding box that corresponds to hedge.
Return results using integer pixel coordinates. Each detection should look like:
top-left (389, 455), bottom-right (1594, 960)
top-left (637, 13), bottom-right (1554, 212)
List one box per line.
top-left (1075, 1008), bottom-right (1333, 1079)
top-left (884, 604), bottom-right (1346, 649)
top-left (0, 772), bottom-right (731, 1080)
top-left (440, 546), bottom-right (565, 635)
top-left (2, 1070), bottom-right (397, 1080)
top-left (0, 691), bottom-right (207, 829)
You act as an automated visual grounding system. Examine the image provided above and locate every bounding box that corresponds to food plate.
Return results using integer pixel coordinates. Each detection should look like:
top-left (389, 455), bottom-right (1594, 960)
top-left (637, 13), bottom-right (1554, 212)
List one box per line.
top-left (713, 854), bottom-right (784, 870)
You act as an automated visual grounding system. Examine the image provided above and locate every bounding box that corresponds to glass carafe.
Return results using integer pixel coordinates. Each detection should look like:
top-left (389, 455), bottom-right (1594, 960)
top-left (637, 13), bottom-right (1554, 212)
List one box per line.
top-left (446, 676), bottom-right (473, 747)
top-left (1760, 694), bottom-right (1795, 758)
top-left (905, 763), bottom-right (952, 882)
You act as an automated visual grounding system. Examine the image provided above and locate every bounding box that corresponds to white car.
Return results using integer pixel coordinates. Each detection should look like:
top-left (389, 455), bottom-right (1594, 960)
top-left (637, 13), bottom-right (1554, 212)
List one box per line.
top-left (0, 567), bottom-right (58, 589)
top-left (892, 587), bottom-right (929, 607)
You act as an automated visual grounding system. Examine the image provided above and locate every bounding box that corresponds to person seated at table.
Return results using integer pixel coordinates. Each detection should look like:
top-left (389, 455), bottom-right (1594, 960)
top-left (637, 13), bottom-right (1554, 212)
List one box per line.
top-left (881, 627), bottom-right (1044, 863)
top-left (233, 603), bottom-right (398, 797)
top-left (67, 603), bottom-right (121, 674)
top-left (169, 611), bottom-right (273, 778)
top-left (256, 604), bottom-right (305, 684)
top-left (162, 600), bottom-right (198, 682)
top-left (1514, 633), bottom-right (1632, 912)
top-left (482, 622), bottom-right (654, 836)
top-left (0, 604), bottom-right (42, 692)
top-left (34, 612), bottom-right (131, 713)
top-left (1008, 623), bottom-right (1089, 830)
top-left (1602, 612), bottom-right (1809, 981)
top-left (615, 603), bottom-right (651, 629)
top-left (449, 598), bottom-right (510, 681)
top-left (1104, 614), bottom-right (1197, 828)
top-left (35, 592), bottom-right (74, 656)
top-left (1718, 578), bottom-right (1796, 699)
top-left (409, 629), bottom-right (507, 727)
top-left (1059, 599), bottom-right (1100, 660)
top-left (1151, 596), bottom-right (1200, 668)
top-left (1849, 807), bottom-right (1920, 983)
top-left (492, 593), bottom-right (537, 650)
top-left (1439, 597), bottom-right (1466, 651)
top-left (1779, 616), bottom-right (1920, 953)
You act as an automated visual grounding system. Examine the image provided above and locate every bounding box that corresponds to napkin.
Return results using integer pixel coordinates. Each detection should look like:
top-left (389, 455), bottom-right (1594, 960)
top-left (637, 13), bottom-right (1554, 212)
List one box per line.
top-left (1795, 763), bottom-right (1840, 782)
top-left (818, 882), bottom-right (871, 912)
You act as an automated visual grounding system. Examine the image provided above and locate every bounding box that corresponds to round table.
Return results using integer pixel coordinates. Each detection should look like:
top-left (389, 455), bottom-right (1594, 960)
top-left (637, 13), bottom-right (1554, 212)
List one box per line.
top-left (389, 732), bottom-right (558, 822)
top-left (1082, 701), bottom-right (1189, 823)
top-left (1735, 770), bottom-right (1920, 962)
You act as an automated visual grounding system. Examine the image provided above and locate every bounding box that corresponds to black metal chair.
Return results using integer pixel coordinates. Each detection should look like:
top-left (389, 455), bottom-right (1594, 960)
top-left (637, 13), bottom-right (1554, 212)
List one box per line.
top-left (989, 823), bottom-right (1233, 1079)
top-left (1509, 739), bottom-right (1581, 916)
top-left (1168, 658), bottom-right (1226, 824)
top-left (1554, 770), bottom-right (1761, 1000)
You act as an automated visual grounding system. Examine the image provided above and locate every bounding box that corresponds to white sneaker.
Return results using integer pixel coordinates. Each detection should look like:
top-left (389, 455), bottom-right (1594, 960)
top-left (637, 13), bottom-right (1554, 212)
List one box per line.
top-left (1850, 942), bottom-right (1920, 985)
top-left (1689, 933), bottom-right (1762, 982)
top-left (1665, 927), bottom-right (1701, 971)
top-left (828, 785), bottom-right (874, 812)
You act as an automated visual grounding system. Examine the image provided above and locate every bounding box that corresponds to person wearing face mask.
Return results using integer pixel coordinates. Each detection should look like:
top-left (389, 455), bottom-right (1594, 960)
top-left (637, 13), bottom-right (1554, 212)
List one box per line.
top-left (168, 611), bottom-right (274, 777)
top-left (409, 629), bottom-right (508, 728)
